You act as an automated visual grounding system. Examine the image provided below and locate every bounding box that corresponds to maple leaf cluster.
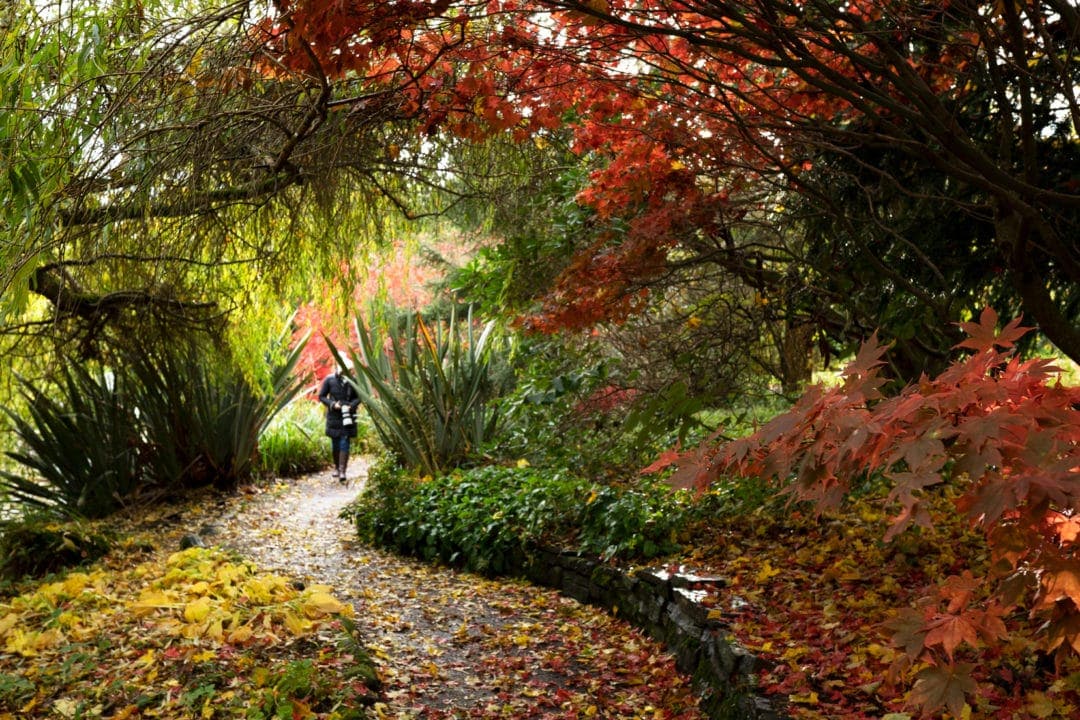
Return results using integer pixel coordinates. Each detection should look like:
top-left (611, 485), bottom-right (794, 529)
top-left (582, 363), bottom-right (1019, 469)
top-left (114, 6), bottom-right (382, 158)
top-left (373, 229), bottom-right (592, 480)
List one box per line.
top-left (251, 0), bottom-right (858, 331)
top-left (654, 308), bottom-right (1080, 715)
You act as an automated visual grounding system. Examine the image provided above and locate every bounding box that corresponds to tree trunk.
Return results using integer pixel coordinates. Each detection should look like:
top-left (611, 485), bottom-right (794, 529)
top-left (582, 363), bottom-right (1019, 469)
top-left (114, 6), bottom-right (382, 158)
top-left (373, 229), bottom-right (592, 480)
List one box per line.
top-left (997, 210), bottom-right (1080, 364)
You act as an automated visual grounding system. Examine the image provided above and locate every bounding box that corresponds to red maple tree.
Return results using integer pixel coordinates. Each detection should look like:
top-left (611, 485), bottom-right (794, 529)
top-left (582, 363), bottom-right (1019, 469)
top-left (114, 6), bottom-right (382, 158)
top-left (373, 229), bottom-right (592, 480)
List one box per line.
top-left (650, 309), bottom-right (1080, 714)
top-left (256, 0), bottom-right (1080, 366)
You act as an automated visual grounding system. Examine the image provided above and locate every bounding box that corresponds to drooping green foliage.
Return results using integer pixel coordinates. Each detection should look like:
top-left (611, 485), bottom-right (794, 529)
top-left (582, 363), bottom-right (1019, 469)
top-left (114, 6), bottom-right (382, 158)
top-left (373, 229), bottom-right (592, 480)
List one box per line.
top-left (330, 303), bottom-right (511, 476)
top-left (1, 364), bottom-right (143, 518)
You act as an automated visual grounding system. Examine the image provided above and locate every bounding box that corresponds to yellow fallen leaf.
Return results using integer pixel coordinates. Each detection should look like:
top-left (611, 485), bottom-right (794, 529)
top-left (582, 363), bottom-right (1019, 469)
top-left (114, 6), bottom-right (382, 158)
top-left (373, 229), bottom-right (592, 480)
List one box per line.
top-left (205, 617), bottom-right (223, 641)
top-left (243, 577), bottom-right (273, 604)
top-left (1027, 691), bottom-right (1056, 719)
top-left (755, 561), bottom-right (781, 583)
top-left (184, 597), bottom-right (212, 623)
top-left (130, 590), bottom-right (178, 616)
top-left (0, 613), bottom-right (19, 637)
top-left (227, 625), bottom-right (253, 644)
top-left (302, 591), bottom-right (345, 617)
top-left (53, 699), bottom-right (78, 719)
top-left (252, 667), bottom-right (271, 687)
top-left (790, 691), bottom-right (819, 705)
top-left (62, 572), bottom-right (93, 597)
top-left (284, 610), bottom-right (311, 636)
top-left (6, 629), bottom-right (36, 656)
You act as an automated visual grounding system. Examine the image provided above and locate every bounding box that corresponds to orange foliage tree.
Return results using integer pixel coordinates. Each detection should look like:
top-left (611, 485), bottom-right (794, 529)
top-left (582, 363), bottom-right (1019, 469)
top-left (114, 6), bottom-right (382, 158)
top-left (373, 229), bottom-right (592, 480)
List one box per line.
top-left (292, 238), bottom-right (473, 390)
top-left (258, 0), bottom-right (1080, 369)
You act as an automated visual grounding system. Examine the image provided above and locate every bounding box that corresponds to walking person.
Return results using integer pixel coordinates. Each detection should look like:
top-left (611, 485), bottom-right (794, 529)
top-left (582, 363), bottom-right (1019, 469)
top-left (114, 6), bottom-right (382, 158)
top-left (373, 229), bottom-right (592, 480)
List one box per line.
top-left (318, 358), bottom-right (360, 483)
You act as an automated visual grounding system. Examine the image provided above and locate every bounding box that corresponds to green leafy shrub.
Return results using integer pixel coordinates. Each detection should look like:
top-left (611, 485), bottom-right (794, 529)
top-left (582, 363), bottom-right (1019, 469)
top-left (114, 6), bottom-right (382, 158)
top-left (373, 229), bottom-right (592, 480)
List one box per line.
top-left (341, 453), bottom-right (423, 547)
top-left (256, 399), bottom-right (330, 478)
top-left (0, 517), bottom-right (113, 582)
top-left (1, 364), bottom-right (143, 518)
top-left (494, 342), bottom-right (717, 481)
top-left (331, 302), bottom-right (511, 476)
top-left (576, 481), bottom-right (691, 561)
top-left (345, 458), bottom-right (689, 574)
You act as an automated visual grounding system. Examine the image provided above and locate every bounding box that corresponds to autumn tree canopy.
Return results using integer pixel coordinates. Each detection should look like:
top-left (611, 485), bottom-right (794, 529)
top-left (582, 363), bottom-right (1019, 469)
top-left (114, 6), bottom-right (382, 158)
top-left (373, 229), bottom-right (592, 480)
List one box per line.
top-left (255, 0), bottom-right (1079, 374)
top-left (2, 0), bottom-right (1076, 380)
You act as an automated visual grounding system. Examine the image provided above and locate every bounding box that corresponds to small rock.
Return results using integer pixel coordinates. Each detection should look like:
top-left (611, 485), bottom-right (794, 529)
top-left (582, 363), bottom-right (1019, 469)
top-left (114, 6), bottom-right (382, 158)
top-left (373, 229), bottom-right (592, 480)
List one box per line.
top-left (180, 533), bottom-right (206, 550)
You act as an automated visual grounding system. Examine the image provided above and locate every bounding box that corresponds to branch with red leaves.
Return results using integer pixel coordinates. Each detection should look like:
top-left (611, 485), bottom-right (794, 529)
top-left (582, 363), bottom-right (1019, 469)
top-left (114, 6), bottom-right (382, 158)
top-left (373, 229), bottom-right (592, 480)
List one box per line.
top-left (648, 308), bottom-right (1080, 715)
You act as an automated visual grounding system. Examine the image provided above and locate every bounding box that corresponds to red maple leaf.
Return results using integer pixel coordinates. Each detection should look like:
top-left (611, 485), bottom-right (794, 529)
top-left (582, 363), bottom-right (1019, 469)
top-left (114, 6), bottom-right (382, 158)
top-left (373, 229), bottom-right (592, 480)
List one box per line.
top-left (954, 307), bottom-right (1032, 353)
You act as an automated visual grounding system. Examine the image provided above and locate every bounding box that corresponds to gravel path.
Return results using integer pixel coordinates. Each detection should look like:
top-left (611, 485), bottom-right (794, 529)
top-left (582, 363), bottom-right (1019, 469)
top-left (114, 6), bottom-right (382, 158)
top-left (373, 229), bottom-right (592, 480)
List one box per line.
top-left (171, 463), bottom-right (704, 718)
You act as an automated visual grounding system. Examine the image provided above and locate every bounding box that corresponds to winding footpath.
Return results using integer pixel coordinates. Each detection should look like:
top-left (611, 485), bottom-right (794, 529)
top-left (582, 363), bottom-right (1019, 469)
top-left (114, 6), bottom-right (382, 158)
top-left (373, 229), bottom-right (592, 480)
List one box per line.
top-left (174, 463), bottom-right (705, 718)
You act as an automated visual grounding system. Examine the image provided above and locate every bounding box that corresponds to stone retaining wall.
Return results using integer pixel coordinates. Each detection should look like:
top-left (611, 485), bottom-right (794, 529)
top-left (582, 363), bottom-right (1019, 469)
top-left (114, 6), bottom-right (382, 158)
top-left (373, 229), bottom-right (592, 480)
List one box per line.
top-left (519, 547), bottom-right (789, 720)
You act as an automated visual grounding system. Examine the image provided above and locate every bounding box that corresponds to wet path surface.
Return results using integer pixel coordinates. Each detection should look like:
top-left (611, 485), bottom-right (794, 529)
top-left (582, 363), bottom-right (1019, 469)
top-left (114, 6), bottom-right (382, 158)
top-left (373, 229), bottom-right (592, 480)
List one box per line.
top-left (179, 465), bottom-right (704, 718)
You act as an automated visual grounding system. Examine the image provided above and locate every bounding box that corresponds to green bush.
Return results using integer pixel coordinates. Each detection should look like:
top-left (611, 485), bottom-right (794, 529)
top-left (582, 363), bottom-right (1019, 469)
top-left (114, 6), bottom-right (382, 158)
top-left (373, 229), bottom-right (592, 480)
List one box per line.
top-left (344, 458), bottom-right (690, 574)
top-left (256, 400), bottom-right (329, 478)
top-left (341, 453), bottom-right (423, 547)
top-left (0, 364), bottom-right (143, 519)
top-left (330, 302), bottom-right (511, 476)
top-left (576, 481), bottom-right (692, 561)
top-left (493, 342), bottom-right (716, 481)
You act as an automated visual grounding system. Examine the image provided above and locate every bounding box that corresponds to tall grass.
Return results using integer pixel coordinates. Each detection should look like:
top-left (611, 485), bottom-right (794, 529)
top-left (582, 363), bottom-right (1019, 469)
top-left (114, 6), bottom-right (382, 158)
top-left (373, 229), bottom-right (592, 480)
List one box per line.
top-left (257, 400), bottom-right (328, 478)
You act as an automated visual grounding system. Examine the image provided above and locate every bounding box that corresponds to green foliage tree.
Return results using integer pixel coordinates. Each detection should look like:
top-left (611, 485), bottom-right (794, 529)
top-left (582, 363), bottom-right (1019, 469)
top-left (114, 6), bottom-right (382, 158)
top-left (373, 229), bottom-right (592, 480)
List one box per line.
top-left (0, 0), bottom-right (464, 384)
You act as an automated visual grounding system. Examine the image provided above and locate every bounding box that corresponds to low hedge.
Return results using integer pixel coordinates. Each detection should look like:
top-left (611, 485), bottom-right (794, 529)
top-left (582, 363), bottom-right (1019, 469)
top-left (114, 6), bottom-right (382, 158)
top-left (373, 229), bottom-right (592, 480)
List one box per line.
top-left (342, 457), bottom-right (693, 575)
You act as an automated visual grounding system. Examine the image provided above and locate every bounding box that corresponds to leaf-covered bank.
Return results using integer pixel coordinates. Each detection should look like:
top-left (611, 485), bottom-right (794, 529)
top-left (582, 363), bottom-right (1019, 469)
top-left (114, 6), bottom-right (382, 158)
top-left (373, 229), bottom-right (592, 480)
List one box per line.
top-left (0, 472), bottom-right (704, 719)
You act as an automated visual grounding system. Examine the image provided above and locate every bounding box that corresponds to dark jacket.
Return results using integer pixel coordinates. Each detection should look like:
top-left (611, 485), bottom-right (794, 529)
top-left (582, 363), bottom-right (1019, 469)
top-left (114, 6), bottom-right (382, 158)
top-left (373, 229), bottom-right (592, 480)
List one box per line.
top-left (318, 372), bottom-right (361, 438)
